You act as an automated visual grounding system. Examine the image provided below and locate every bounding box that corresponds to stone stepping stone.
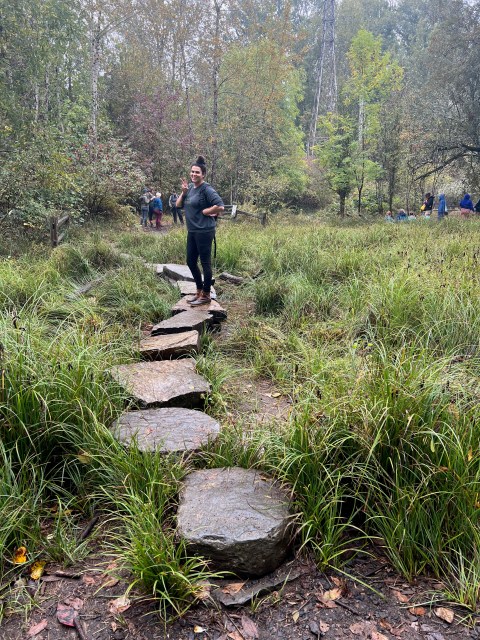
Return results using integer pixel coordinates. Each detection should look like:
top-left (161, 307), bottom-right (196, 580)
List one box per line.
top-left (112, 408), bottom-right (220, 453)
top-left (139, 330), bottom-right (200, 359)
top-left (177, 467), bottom-right (292, 577)
top-left (163, 264), bottom-right (194, 281)
top-left (151, 310), bottom-right (213, 336)
top-left (176, 280), bottom-right (217, 298)
top-left (110, 359), bottom-right (210, 408)
top-left (171, 297), bottom-right (227, 320)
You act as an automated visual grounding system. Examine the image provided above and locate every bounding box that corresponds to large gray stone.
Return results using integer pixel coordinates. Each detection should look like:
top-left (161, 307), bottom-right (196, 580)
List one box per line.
top-left (163, 264), bottom-right (195, 281)
top-left (110, 359), bottom-right (210, 408)
top-left (112, 408), bottom-right (220, 453)
top-left (151, 310), bottom-right (212, 335)
top-left (177, 468), bottom-right (292, 577)
top-left (140, 331), bottom-right (200, 359)
top-left (171, 297), bottom-right (227, 320)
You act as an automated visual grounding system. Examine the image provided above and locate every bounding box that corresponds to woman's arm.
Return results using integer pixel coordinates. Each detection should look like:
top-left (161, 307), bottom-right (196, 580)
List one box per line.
top-left (202, 205), bottom-right (225, 217)
top-left (176, 178), bottom-right (188, 208)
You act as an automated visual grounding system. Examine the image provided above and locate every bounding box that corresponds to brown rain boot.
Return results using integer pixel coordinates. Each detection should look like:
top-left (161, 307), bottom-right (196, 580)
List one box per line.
top-left (189, 291), bottom-right (211, 306)
top-left (187, 289), bottom-right (202, 302)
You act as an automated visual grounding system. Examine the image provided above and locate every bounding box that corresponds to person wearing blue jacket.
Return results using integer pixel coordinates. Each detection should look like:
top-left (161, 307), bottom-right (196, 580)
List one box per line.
top-left (437, 194), bottom-right (447, 220)
top-left (152, 192), bottom-right (163, 229)
top-left (460, 193), bottom-right (474, 218)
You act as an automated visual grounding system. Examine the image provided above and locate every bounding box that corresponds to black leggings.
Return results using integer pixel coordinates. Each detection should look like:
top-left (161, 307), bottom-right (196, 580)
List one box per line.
top-left (186, 230), bottom-right (215, 293)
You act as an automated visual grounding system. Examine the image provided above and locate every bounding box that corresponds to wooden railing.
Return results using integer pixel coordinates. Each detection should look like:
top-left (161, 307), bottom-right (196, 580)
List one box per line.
top-left (50, 214), bottom-right (70, 247)
top-left (222, 205), bottom-right (267, 225)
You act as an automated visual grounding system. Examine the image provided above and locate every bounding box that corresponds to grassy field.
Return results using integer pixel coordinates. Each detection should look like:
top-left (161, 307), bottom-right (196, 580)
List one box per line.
top-left (2, 216), bottom-right (480, 618)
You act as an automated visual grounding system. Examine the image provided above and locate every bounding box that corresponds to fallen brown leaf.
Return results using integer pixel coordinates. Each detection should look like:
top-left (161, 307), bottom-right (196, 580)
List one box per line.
top-left (227, 632), bottom-right (244, 640)
top-left (392, 589), bottom-right (411, 604)
top-left (102, 577), bottom-right (120, 588)
top-left (408, 606), bottom-right (426, 616)
top-left (319, 621), bottom-right (330, 633)
top-left (194, 626), bottom-right (207, 634)
top-left (372, 631), bottom-right (389, 640)
top-left (82, 574), bottom-right (98, 586)
top-left (292, 611), bottom-right (300, 623)
top-left (221, 582), bottom-right (246, 595)
top-left (435, 607), bottom-right (455, 624)
top-left (27, 619), bottom-right (48, 637)
top-left (241, 614), bottom-right (259, 639)
top-left (322, 587), bottom-right (342, 601)
top-left (108, 595), bottom-right (131, 615)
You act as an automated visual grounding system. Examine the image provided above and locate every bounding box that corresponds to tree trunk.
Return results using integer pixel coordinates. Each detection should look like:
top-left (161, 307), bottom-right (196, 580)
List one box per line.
top-left (339, 192), bottom-right (346, 217)
top-left (181, 42), bottom-right (193, 152)
top-left (90, 12), bottom-right (101, 146)
top-left (211, 0), bottom-right (223, 185)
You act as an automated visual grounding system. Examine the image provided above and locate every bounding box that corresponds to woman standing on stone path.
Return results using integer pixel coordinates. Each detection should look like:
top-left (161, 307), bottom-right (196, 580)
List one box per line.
top-left (176, 156), bottom-right (224, 306)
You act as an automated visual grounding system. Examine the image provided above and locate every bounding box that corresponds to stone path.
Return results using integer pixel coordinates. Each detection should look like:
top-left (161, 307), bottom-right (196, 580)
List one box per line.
top-left (111, 262), bottom-right (292, 578)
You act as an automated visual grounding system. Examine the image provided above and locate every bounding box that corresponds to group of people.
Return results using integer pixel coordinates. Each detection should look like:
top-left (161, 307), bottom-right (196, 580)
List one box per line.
top-left (139, 155), bottom-right (225, 307)
top-left (385, 192), bottom-right (480, 222)
top-left (139, 189), bottom-right (186, 228)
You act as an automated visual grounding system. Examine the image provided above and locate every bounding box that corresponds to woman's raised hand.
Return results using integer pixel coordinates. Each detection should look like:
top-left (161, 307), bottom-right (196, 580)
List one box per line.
top-left (181, 177), bottom-right (188, 194)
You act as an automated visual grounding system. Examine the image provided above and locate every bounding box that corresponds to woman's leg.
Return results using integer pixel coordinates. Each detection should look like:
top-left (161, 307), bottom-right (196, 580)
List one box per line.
top-left (197, 230), bottom-right (215, 293)
top-left (155, 210), bottom-right (162, 228)
top-left (186, 232), bottom-right (203, 290)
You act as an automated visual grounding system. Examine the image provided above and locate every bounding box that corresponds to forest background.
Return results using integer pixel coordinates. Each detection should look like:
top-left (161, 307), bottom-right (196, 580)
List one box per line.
top-left (1, 0), bottom-right (479, 231)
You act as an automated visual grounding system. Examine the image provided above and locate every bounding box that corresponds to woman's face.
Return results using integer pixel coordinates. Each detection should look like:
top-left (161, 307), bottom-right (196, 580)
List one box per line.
top-left (190, 165), bottom-right (204, 185)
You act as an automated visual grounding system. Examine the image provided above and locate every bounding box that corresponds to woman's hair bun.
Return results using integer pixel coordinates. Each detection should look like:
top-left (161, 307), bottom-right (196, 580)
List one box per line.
top-left (195, 155), bottom-right (206, 166)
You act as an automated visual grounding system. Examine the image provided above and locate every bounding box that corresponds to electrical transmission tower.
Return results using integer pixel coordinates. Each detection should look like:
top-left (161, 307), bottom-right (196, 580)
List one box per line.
top-left (307, 0), bottom-right (338, 156)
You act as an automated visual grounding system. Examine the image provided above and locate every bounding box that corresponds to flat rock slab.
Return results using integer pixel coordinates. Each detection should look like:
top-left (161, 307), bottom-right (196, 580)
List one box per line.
top-left (139, 331), bottom-right (200, 359)
top-left (163, 264), bottom-right (195, 281)
top-left (171, 297), bottom-right (227, 320)
top-left (177, 468), bottom-right (292, 577)
top-left (112, 408), bottom-right (220, 453)
top-left (110, 359), bottom-right (210, 408)
top-left (151, 310), bottom-right (212, 335)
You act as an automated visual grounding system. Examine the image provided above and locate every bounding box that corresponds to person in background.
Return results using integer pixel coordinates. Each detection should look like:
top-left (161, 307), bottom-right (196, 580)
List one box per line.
top-left (148, 194), bottom-right (156, 227)
top-left (437, 193), bottom-right (448, 220)
top-left (408, 211), bottom-right (417, 221)
top-left (176, 155), bottom-right (224, 306)
top-left (169, 192), bottom-right (184, 225)
top-left (396, 208), bottom-right (407, 221)
top-left (475, 198), bottom-right (480, 214)
top-left (139, 188), bottom-right (152, 227)
top-left (153, 192), bottom-right (163, 228)
top-left (421, 192), bottom-right (434, 215)
top-left (384, 210), bottom-right (394, 222)
top-left (460, 193), bottom-right (474, 218)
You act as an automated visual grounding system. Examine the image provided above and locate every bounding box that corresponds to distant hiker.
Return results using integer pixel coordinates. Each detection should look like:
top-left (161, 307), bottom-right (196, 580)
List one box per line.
top-left (437, 193), bottom-right (448, 220)
top-left (396, 209), bottom-right (407, 221)
top-left (408, 212), bottom-right (417, 221)
top-left (169, 192), bottom-right (184, 225)
top-left (460, 193), bottom-right (474, 218)
top-left (475, 198), bottom-right (480, 214)
top-left (153, 192), bottom-right (163, 228)
top-left (139, 188), bottom-right (152, 227)
top-left (148, 193), bottom-right (156, 227)
top-left (176, 155), bottom-right (224, 306)
top-left (420, 192), bottom-right (434, 215)
top-left (384, 210), bottom-right (394, 222)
